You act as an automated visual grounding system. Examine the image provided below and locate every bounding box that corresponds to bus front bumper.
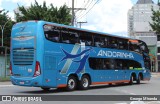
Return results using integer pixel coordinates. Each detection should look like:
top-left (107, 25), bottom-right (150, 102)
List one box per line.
top-left (10, 76), bottom-right (42, 87)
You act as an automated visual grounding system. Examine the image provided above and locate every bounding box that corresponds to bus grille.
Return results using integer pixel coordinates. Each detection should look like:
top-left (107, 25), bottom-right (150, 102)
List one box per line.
top-left (13, 48), bottom-right (34, 65)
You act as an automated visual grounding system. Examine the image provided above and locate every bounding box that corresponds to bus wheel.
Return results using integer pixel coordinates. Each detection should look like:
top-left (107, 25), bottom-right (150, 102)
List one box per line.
top-left (66, 76), bottom-right (77, 91)
top-left (79, 75), bottom-right (90, 90)
top-left (41, 87), bottom-right (50, 91)
top-left (129, 75), bottom-right (134, 85)
top-left (136, 74), bottom-right (141, 84)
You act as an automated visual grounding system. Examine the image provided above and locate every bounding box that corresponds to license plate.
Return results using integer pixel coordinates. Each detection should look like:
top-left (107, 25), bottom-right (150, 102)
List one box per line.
top-left (20, 82), bottom-right (24, 84)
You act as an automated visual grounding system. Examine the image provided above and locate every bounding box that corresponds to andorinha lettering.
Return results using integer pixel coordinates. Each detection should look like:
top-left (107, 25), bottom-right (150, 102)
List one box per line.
top-left (97, 50), bottom-right (134, 59)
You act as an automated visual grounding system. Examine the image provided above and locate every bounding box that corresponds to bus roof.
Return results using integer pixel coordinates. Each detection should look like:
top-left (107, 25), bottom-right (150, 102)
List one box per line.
top-left (42, 21), bottom-right (138, 40)
top-left (14, 20), bottom-right (139, 41)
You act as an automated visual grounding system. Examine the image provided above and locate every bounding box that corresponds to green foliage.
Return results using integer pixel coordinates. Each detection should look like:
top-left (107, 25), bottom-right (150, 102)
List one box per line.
top-left (15, 0), bottom-right (72, 25)
top-left (150, 8), bottom-right (160, 34)
top-left (0, 10), bottom-right (14, 47)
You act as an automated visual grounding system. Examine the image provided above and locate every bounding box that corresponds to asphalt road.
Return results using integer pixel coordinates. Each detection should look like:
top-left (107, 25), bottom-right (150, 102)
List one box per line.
top-left (0, 75), bottom-right (160, 104)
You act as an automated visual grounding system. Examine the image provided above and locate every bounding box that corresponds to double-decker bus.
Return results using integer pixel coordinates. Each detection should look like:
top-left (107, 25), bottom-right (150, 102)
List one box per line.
top-left (10, 21), bottom-right (151, 91)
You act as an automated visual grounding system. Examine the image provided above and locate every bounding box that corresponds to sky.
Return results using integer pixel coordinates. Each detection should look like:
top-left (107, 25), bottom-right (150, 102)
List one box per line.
top-left (0, 0), bottom-right (158, 36)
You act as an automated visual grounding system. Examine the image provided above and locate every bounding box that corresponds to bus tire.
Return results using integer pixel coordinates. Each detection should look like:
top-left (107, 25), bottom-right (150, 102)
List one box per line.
top-left (136, 74), bottom-right (141, 84)
top-left (79, 75), bottom-right (90, 90)
top-left (41, 87), bottom-right (50, 91)
top-left (129, 75), bottom-right (134, 85)
top-left (66, 76), bottom-right (77, 91)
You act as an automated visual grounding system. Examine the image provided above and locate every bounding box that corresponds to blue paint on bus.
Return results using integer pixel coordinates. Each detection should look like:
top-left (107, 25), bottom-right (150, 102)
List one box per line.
top-left (10, 21), bottom-right (151, 90)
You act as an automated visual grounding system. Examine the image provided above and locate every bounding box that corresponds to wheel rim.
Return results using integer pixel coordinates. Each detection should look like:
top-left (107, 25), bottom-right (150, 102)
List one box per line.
top-left (68, 79), bottom-right (75, 89)
top-left (83, 78), bottom-right (89, 88)
top-left (131, 76), bottom-right (134, 82)
top-left (139, 75), bottom-right (141, 80)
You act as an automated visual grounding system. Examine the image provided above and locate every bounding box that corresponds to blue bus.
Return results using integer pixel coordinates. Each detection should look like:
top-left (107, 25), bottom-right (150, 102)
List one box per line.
top-left (10, 21), bottom-right (151, 91)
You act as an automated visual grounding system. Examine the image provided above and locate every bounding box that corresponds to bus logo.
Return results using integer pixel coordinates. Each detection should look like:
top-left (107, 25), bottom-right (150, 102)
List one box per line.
top-left (60, 47), bottom-right (92, 74)
top-left (19, 26), bottom-right (26, 32)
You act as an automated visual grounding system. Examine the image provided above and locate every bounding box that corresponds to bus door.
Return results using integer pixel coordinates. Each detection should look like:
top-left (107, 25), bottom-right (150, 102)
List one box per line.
top-left (43, 55), bottom-right (57, 87)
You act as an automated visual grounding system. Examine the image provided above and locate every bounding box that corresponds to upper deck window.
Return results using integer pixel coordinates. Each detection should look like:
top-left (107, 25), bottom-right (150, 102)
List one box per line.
top-left (68, 30), bottom-right (80, 44)
top-left (79, 32), bottom-right (93, 46)
top-left (61, 28), bottom-right (80, 44)
top-left (94, 35), bottom-right (107, 48)
top-left (44, 25), bottom-right (60, 42)
top-left (139, 40), bottom-right (149, 53)
top-left (61, 28), bottom-right (70, 44)
top-left (118, 39), bottom-right (128, 50)
top-left (129, 42), bottom-right (141, 53)
top-left (108, 37), bottom-right (118, 48)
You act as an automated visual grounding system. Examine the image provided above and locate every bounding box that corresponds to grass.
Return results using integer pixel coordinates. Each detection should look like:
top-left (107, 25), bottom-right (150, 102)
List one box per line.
top-left (0, 76), bottom-right (10, 82)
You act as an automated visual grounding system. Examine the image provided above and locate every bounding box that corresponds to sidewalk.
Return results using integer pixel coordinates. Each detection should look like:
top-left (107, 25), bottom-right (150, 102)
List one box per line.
top-left (0, 81), bottom-right (11, 85)
top-left (151, 72), bottom-right (160, 74)
top-left (151, 72), bottom-right (160, 77)
top-left (0, 76), bottom-right (10, 82)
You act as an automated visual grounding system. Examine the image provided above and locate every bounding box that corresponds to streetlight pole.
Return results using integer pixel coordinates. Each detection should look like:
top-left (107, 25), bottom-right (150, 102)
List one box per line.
top-left (0, 20), bottom-right (10, 47)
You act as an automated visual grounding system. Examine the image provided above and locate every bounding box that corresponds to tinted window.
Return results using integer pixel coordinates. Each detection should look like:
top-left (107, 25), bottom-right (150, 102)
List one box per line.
top-left (88, 58), bottom-right (103, 69)
top-left (128, 60), bottom-right (142, 69)
top-left (139, 40), bottom-right (149, 53)
top-left (89, 58), bottom-right (142, 70)
top-left (44, 25), bottom-right (60, 42)
top-left (61, 28), bottom-right (71, 44)
top-left (68, 30), bottom-right (80, 44)
top-left (118, 39), bottom-right (128, 50)
top-left (129, 42), bottom-right (141, 53)
top-left (108, 37), bottom-right (118, 49)
top-left (94, 35), bottom-right (107, 48)
top-left (79, 32), bottom-right (93, 46)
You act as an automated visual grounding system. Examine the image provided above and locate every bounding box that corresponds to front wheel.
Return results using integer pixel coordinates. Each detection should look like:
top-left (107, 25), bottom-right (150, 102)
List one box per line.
top-left (79, 75), bottom-right (90, 90)
top-left (66, 76), bottom-right (77, 91)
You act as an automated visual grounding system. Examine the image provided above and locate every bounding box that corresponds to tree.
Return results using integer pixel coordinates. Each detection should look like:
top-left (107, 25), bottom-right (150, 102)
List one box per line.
top-left (15, 0), bottom-right (72, 25)
top-left (0, 10), bottom-right (14, 47)
top-left (150, 8), bottom-right (160, 34)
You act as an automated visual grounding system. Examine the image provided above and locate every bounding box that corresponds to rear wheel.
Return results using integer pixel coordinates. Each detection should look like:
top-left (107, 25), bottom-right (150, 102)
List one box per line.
top-left (66, 76), bottom-right (77, 91)
top-left (41, 87), bottom-right (50, 91)
top-left (79, 75), bottom-right (90, 90)
top-left (136, 74), bottom-right (141, 84)
top-left (129, 75), bottom-right (134, 85)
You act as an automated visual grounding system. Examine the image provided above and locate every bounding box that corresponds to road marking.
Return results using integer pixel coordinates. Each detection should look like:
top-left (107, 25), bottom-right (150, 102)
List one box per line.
top-left (115, 103), bottom-right (127, 104)
top-left (146, 101), bottom-right (160, 104)
top-left (114, 88), bottom-right (137, 95)
top-left (129, 92), bottom-right (136, 95)
top-left (0, 85), bottom-right (14, 87)
top-left (130, 101), bottom-right (145, 104)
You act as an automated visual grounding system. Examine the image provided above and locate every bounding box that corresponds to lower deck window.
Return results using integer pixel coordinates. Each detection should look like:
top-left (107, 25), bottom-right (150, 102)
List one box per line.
top-left (88, 58), bottom-right (142, 70)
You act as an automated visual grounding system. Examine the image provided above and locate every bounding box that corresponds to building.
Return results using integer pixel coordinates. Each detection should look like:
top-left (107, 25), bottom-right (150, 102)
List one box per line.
top-left (127, 0), bottom-right (159, 72)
